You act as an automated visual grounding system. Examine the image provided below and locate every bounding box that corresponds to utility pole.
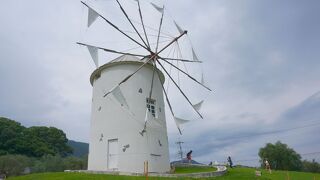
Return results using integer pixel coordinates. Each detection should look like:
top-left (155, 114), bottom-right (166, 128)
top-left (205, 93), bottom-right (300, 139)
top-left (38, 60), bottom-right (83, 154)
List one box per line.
top-left (176, 141), bottom-right (184, 160)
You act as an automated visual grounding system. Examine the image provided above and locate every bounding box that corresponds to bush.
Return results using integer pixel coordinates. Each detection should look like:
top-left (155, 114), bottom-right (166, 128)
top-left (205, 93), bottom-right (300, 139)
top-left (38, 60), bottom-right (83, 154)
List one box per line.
top-left (64, 156), bottom-right (87, 170)
top-left (31, 155), bottom-right (87, 173)
top-left (0, 155), bottom-right (31, 177)
top-left (302, 159), bottom-right (320, 173)
top-left (31, 155), bottom-right (65, 173)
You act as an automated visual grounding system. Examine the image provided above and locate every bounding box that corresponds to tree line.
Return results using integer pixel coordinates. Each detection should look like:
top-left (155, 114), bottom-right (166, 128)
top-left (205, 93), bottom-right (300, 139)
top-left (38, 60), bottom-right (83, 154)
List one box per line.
top-left (0, 117), bottom-right (87, 177)
top-left (259, 141), bottom-right (320, 173)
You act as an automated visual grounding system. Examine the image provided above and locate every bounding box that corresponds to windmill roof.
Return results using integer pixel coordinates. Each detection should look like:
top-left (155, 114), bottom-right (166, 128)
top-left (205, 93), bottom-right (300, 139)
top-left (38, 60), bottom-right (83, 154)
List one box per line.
top-left (90, 55), bottom-right (164, 86)
top-left (109, 54), bottom-right (142, 63)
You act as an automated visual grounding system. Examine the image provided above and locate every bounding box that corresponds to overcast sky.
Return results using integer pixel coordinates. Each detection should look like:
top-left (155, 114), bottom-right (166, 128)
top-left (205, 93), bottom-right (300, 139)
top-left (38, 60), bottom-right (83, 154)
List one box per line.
top-left (0, 0), bottom-right (319, 166)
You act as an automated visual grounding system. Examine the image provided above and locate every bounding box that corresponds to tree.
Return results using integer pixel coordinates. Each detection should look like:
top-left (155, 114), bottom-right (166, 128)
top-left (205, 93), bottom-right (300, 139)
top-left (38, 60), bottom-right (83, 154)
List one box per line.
top-left (0, 117), bottom-right (72, 157)
top-left (27, 126), bottom-right (73, 157)
top-left (302, 159), bottom-right (320, 173)
top-left (258, 141), bottom-right (302, 171)
top-left (0, 155), bottom-right (31, 177)
top-left (0, 117), bottom-right (25, 155)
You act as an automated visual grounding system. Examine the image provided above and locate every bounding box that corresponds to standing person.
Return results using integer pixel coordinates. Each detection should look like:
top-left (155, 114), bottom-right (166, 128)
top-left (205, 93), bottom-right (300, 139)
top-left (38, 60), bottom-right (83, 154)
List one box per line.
top-left (227, 156), bottom-right (233, 168)
top-left (265, 159), bottom-right (272, 174)
top-left (186, 150), bottom-right (192, 163)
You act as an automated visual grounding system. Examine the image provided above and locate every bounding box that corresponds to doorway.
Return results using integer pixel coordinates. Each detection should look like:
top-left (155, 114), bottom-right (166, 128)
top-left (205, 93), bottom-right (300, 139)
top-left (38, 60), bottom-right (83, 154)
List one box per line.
top-left (107, 139), bottom-right (118, 170)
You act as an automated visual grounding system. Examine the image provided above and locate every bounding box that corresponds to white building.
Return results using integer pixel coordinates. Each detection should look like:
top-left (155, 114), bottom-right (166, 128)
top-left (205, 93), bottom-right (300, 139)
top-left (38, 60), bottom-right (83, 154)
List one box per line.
top-left (87, 55), bottom-right (170, 173)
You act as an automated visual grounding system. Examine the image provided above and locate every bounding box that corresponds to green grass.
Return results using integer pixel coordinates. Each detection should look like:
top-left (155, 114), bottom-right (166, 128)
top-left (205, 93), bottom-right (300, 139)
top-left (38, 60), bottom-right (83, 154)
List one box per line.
top-left (7, 167), bottom-right (320, 180)
top-left (174, 166), bottom-right (217, 174)
top-left (214, 167), bottom-right (320, 180)
top-left (7, 172), bottom-right (148, 180)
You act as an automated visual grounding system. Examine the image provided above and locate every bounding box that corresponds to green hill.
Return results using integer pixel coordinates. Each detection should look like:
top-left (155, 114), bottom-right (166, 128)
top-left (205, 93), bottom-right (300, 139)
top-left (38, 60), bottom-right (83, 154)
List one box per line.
top-left (0, 117), bottom-right (72, 157)
top-left (67, 140), bottom-right (88, 157)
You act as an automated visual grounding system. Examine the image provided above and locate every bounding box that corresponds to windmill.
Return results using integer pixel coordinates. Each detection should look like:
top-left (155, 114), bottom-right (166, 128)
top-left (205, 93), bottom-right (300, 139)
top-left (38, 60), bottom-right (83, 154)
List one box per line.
top-left (78, 0), bottom-right (211, 173)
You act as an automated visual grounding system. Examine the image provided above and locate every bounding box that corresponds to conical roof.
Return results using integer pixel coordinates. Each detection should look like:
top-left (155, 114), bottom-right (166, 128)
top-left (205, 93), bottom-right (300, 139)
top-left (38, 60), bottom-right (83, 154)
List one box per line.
top-left (90, 55), bottom-right (164, 85)
top-left (108, 54), bottom-right (154, 64)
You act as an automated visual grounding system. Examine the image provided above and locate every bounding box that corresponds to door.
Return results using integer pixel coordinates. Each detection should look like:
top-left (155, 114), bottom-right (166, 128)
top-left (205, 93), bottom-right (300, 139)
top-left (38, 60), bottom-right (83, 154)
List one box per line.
top-left (107, 139), bottom-right (118, 170)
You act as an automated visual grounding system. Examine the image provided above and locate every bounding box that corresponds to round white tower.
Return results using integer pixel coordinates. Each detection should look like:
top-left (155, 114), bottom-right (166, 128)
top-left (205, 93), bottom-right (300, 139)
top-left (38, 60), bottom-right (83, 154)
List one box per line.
top-left (87, 55), bottom-right (170, 173)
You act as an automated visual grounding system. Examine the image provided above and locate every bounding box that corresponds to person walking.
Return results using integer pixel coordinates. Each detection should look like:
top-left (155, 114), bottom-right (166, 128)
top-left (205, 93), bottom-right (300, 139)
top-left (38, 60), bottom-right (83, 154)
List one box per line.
top-left (227, 156), bottom-right (233, 168)
top-left (265, 159), bottom-right (272, 174)
top-left (186, 150), bottom-right (192, 163)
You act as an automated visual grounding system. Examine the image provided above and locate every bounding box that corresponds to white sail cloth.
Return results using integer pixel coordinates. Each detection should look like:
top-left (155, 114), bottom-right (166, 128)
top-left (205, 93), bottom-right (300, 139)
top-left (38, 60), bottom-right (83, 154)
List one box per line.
top-left (174, 117), bottom-right (191, 133)
top-left (201, 73), bottom-right (204, 84)
top-left (192, 100), bottom-right (204, 111)
top-left (174, 21), bottom-right (185, 34)
top-left (109, 86), bottom-right (129, 110)
top-left (150, 2), bottom-right (164, 13)
top-left (86, 45), bottom-right (99, 68)
top-left (87, 6), bottom-right (99, 27)
top-left (192, 48), bottom-right (199, 62)
top-left (144, 109), bottom-right (163, 128)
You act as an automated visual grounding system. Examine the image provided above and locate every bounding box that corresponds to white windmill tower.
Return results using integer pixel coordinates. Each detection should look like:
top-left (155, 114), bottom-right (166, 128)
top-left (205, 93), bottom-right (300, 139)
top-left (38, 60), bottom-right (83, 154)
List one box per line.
top-left (78, 0), bottom-right (211, 173)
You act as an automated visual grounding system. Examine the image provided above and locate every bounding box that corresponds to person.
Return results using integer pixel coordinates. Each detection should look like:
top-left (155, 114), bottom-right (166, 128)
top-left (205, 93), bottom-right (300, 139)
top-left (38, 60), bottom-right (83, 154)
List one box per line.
top-left (265, 159), bottom-right (272, 174)
top-left (208, 161), bottom-right (213, 166)
top-left (227, 156), bottom-right (233, 168)
top-left (186, 150), bottom-right (192, 163)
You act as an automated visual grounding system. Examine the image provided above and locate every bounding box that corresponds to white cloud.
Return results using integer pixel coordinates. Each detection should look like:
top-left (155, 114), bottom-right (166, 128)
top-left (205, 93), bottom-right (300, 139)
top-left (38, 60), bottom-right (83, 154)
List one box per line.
top-left (0, 0), bottom-right (319, 164)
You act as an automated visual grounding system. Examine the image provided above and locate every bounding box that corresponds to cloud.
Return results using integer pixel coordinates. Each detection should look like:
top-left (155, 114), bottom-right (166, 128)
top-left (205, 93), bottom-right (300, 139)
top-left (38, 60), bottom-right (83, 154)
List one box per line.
top-left (0, 0), bottom-right (319, 165)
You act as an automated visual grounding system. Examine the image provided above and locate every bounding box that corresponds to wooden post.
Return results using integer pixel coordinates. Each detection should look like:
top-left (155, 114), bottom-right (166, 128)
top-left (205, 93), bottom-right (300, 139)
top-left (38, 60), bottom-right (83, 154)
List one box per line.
top-left (286, 171), bottom-right (290, 180)
top-left (144, 161), bottom-right (148, 180)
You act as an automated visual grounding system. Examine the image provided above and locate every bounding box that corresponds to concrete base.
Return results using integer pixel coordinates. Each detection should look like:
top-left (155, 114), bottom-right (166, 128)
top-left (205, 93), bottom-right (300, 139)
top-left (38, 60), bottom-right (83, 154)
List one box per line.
top-left (65, 165), bottom-right (227, 178)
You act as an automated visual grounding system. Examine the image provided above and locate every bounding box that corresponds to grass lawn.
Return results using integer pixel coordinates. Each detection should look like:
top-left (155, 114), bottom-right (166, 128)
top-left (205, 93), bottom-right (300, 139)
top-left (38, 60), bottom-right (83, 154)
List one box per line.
top-left (7, 172), bottom-right (148, 180)
top-left (174, 166), bottom-right (217, 174)
top-left (214, 167), bottom-right (320, 180)
top-left (8, 167), bottom-right (320, 180)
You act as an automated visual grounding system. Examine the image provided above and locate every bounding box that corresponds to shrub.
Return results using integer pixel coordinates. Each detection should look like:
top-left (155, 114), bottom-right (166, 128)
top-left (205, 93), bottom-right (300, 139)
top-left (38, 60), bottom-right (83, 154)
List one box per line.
top-left (0, 155), bottom-right (30, 177)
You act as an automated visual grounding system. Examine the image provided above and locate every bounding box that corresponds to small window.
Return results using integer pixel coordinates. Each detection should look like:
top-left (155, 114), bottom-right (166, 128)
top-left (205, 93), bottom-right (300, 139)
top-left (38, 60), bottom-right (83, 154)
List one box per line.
top-left (138, 88), bottom-right (143, 93)
top-left (146, 98), bottom-right (156, 117)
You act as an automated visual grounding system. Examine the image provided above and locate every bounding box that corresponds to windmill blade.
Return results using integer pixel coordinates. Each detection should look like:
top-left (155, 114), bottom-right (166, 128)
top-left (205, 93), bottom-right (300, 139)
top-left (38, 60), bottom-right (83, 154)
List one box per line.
top-left (80, 1), bottom-right (150, 52)
top-left (161, 57), bottom-right (202, 63)
top-left (88, 6), bottom-right (99, 27)
top-left (103, 55), bottom-right (156, 98)
top-left (135, 0), bottom-right (151, 48)
top-left (192, 100), bottom-right (204, 111)
top-left (157, 61), bottom-right (203, 119)
top-left (141, 60), bottom-right (157, 133)
top-left (174, 117), bottom-right (190, 135)
top-left (155, 5), bottom-right (165, 53)
top-left (157, 31), bottom-right (188, 55)
top-left (77, 42), bottom-right (145, 58)
top-left (201, 73), bottom-right (205, 84)
top-left (150, 2), bottom-right (164, 13)
top-left (192, 48), bottom-right (200, 62)
top-left (174, 117), bottom-right (190, 125)
top-left (115, 0), bottom-right (150, 50)
top-left (159, 57), bottom-right (212, 91)
top-left (109, 85), bottom-right (130, 110)
top-left (173, 21), bottom-right (185, 34)
top-left (148, 61), bottom-right (156, 100)
top-left (86, 45), bottom-right (99, 68)
top-left (154, 63), bottom-right (183, 135)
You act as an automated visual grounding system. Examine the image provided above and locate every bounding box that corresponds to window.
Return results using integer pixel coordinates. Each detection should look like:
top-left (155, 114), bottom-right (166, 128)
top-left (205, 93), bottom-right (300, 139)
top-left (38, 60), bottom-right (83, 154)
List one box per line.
top-left (146, 98), bottom-right (156, 117)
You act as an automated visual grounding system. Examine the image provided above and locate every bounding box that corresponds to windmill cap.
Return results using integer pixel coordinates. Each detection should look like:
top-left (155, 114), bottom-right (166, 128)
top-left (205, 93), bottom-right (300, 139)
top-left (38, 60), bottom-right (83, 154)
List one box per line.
top-left (90, 55), bottom-right (165, 86)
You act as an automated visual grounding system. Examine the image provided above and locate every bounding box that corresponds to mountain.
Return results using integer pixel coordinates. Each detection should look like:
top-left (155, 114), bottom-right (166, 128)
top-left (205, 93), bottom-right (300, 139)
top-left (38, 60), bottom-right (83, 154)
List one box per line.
top-left (67, 140), bottom-right (89, 157)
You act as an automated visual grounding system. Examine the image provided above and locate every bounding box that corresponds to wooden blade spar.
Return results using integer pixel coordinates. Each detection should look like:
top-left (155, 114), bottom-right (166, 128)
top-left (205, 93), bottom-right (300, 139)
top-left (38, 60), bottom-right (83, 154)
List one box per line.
top-left (80, 1), bottom-right (150, 53)
top-left (157, 61), bottom-right (204, 119)
top-left (115, 0), bottom-right (151, 51)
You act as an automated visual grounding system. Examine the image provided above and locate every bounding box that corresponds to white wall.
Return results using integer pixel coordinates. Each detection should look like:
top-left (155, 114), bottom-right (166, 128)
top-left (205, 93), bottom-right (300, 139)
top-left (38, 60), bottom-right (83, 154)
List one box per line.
top-left (88, 61), bottom-right (170, 173)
